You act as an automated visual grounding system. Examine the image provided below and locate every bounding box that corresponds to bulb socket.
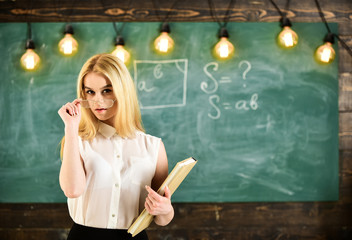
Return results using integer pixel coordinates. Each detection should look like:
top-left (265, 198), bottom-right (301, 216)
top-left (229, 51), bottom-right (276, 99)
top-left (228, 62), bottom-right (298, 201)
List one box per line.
top-left (219, 27), bottom-right (229, 38)
top-left (280, 17), bottom-right (292, 28)
top-left (160, 22), bottom-right (170, 33)
top-left (115, 36), bottom-right (125, 46)
top-left (25, 39), bottom-right (35, 49)
top-left (64, 24), bottom-right (74, 35)
top-left (323, 32), bottom-right (335, 44)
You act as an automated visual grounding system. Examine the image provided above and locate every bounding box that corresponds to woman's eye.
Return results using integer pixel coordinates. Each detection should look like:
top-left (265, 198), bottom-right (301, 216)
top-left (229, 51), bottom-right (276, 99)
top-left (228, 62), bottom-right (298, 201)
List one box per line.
top-left (102, 89), bottom-right (112, 94)
top-left (86, 90), bottom-right (94, 95)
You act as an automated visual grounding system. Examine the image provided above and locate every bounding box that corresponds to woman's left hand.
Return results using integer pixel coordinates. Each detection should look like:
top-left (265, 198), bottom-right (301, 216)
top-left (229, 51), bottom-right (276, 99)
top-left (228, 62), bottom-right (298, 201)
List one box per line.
top-left (145, 185), bottom-right (173, 216)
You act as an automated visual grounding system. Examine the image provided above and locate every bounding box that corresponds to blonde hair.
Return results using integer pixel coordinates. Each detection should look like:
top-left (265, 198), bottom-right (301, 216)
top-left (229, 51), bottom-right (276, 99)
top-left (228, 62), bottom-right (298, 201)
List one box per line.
top-left (60, 54), bottom-right (144, 157)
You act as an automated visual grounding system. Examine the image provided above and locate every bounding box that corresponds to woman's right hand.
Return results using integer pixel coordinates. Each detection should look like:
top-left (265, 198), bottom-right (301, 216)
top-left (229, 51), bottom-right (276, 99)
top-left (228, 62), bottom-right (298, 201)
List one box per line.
top-left (58, 99), bottom-right (82, 128)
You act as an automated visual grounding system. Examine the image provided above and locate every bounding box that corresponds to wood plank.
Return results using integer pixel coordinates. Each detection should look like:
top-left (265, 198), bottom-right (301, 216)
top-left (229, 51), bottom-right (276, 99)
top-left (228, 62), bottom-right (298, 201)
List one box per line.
top-left (339, 73), bottom-right (352, 112)
top-left (339, 112), bottom-right (352, 150)
top-left (1, 227), bottom-right (349, 240)
top-left (0, 0), bottom-right (351, 22)
top-left (0, 203), bottom-right (72, 228)
top-left (0, 229), bottom-right (70, 240)
top-left (338, 37), bottom-right (352, 74)
top-left (0, 202), bottom-right (351, 230)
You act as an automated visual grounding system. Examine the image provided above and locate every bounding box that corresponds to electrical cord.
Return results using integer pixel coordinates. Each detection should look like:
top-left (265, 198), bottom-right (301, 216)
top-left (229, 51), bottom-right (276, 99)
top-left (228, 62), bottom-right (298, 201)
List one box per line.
top-left (207, 0), bottom-right (236, 28)
top-left (314, 0), bottom-right (352, 57)
top-left (151, 0), bottom-right (179, 23)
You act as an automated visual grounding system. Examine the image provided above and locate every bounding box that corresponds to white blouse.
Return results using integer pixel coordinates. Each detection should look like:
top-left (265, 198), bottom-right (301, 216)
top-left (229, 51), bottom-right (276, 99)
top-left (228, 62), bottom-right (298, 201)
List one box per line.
top-left (67, 122), bottom-right (160, 229)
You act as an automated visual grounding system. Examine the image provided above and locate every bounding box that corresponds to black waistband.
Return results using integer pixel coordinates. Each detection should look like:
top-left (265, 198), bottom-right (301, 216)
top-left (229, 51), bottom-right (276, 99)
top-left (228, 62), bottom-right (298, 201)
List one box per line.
top-left (67, 222), bottom-right (149, 240)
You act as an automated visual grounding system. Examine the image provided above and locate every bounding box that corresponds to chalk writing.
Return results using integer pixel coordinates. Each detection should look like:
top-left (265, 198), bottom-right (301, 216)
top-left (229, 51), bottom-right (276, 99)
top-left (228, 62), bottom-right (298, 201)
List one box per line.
top-left (208, 93), bottom-right (259, 119)
top-left (235, 93), bottom-right (258, 111)
top-left (256, 115), bottom-right (276, 132)
top-left (239, 60), bottom-right (251, 88)
top-left (134, 59), bottom-right (188, 109)
top-left (153, 64), bottom-right (163, 79)
top-left (137, 81), bottom-right (156, 93)
top-left (208, 95), bottom-right (221, 119)
top-left (200, 62), bottom-right (219, 94)
top-left (201, 60), bottom-right (259, 119)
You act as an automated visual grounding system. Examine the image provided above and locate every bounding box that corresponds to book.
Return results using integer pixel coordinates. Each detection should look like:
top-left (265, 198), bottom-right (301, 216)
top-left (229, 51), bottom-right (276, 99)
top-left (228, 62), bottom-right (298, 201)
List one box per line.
top-left (127, 157), bottom-right (197, 237)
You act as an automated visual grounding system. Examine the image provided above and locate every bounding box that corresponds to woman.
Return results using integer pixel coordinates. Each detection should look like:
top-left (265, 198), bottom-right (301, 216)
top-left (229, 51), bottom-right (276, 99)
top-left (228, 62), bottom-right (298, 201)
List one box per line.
top-left (58, 53), bottom-right (174, 240)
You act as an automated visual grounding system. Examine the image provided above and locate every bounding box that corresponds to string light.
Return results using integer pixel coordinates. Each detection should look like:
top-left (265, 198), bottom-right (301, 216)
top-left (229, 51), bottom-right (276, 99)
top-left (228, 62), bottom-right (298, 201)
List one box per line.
top-left (315, 33), bottom-right (335, 64)
top-left (20, 23), bottom-right (40, 71)
top-left (21, 39), bottom-right (40, 71)
top-left (58, 24), bottom-right (78, 56)
top-left (214, 27), bottom-right (234, 60)
top-left (111, 36), bottom-right (131, 65)
top-left (312, 0), bottom-right (352, 65)
top-left (208, 0), bottom-right (236, 60)
top-left (269, 0), bottom-right (298, 49)
top-left (151, 0), bottom-right (178, 54)
top-left (277, 17), bottom-right (298, 49)
top-left (154, 22), bottom-right (174, 54)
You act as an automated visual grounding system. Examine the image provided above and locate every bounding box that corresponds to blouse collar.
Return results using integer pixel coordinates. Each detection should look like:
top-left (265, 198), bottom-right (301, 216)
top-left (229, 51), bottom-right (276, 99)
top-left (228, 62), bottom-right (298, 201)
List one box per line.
top-left (98, 122), bottom-right (117, 139)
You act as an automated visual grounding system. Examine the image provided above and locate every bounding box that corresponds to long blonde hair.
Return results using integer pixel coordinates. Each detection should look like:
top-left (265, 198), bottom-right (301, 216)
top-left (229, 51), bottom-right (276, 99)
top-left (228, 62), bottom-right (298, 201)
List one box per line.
top-left (60, 54), bottom-right (144, 157)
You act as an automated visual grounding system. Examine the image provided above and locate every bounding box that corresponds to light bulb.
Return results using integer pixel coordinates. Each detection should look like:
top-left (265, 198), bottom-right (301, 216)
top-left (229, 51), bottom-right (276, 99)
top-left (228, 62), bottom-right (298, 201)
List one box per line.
top-left (315, 33), bottom-right (335, 64)
top-left (315, 42), bottom-right (335, 64)
top-left (111, 36), bottom-right (131, 65)
top-left (20, 39), bottom-right (40, 71)
top-left (214, 37), bottom-right (234, 59)
top-left (154, 32), bottom-right (174, 53)
top-left (58, 33), bottom-right (78, 56)
top-left (58, 24), bottom-right (78, 56)
top-left (213, 28), bottom-right (235, 60)
top-left (112, 45), bottom-right (130, 64)
top-left (154, 23), bottom-right (174, 54)
top-left (277, 17), bottom-right (298, 49)
top-left (277, 26), bottom-right (298, 49)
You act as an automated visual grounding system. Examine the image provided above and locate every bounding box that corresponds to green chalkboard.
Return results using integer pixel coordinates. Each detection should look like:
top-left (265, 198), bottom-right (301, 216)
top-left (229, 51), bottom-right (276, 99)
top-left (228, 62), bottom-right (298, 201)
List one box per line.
top-left (0, 22), bottom-right (339, 203)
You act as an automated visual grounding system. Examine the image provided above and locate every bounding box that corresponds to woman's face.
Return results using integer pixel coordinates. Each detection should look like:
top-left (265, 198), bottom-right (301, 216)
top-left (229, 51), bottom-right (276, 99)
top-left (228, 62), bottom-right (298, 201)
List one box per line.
top-left (83, 72), bottom-right (117, 126)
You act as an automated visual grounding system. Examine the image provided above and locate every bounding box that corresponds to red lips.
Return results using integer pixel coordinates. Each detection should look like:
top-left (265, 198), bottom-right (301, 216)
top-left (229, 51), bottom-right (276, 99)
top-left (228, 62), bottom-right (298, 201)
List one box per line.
top-left (95, 108), bottom-right (107, 113)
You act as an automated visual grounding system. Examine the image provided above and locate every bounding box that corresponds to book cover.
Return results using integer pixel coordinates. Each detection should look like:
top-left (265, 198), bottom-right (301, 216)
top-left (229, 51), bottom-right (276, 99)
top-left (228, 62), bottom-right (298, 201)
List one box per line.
top-left (128, 157), bottom-right (197, 237)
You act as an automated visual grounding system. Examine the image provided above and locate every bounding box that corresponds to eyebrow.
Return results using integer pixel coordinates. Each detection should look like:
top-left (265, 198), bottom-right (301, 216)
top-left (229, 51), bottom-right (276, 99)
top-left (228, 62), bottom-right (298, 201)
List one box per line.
top-left (84, 84), bottom-right (113, 90)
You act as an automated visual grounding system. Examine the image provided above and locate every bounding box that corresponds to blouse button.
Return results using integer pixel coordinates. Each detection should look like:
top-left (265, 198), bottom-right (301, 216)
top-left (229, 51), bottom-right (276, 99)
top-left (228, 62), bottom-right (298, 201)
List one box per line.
top-left (116, 154), bottom-right (120, 158)
top-left (112, 214), bottom-right (116, 217)
top-left (115, 183), bottom-right (119, 188)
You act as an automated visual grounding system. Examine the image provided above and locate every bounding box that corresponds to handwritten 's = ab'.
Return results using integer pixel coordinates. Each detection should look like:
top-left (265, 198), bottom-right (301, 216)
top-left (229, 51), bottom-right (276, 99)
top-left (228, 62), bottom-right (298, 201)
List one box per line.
top-left (200, 60), bottom-right (258, 120)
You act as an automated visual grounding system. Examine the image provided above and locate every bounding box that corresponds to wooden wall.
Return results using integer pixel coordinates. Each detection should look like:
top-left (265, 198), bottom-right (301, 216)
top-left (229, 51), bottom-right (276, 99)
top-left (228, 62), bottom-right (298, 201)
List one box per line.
top-left (0, 0), bottom-right (351, 239)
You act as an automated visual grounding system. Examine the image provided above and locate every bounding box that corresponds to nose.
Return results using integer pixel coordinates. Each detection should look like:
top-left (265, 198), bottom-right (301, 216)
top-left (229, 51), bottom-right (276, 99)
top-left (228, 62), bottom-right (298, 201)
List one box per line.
top-left (92, 93), bottom-right (104, 102)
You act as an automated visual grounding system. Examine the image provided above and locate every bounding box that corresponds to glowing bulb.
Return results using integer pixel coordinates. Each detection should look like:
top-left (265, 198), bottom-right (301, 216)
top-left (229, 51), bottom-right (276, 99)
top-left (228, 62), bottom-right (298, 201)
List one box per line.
top-left (58, 24), bottom-right (78, 56)
top-left (111, 36), bottom-right (131, 65)
top-left (154, 23), bottom-right (174, 54)
top-left (21, 49), bottom-right (40, 70)
top-left (20, 39), bottom-right (40, 71)
top-left (315, 42), bottom-right (335, 64)
top-left (58, 33), bottom-right (78, 56)
top-left (277, 26), bottom-right (298, 49)
top-left (214, 37), bottom-right (235, 59)
top-left (112, 45), bottom-right (130, 64)
top-left (213, 28), bottom-right (235, 60)
top-left (154, 32), bottom-right (174, 53)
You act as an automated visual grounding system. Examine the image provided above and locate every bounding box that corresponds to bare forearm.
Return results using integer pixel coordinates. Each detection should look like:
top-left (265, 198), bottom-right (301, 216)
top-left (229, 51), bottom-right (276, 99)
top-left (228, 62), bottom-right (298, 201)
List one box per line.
top-left (59, 126), bottom-right (86, 198)
top-left (154, 206), bottom-right (174, 226)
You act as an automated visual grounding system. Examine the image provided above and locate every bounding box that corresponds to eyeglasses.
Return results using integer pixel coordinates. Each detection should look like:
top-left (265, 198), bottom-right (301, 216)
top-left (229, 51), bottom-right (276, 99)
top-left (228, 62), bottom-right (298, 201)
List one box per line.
top-left (80, 99), bottom-right (116, 109)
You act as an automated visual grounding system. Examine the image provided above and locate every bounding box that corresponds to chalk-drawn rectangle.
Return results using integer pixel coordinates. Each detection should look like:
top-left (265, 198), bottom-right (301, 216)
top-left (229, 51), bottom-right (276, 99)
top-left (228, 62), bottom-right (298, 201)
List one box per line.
top-left (133, 59), bottom-right (188, 109)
